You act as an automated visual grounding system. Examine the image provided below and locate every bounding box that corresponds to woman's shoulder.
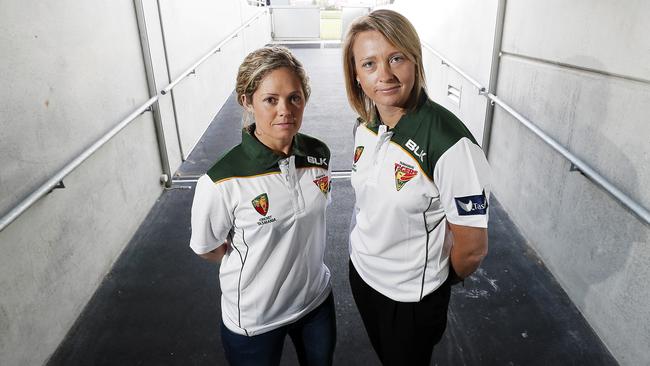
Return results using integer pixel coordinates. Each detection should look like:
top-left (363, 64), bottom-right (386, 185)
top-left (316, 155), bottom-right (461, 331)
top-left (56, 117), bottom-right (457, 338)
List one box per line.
top-left (295, 132), bottom-right (330, 158)
top-left (419, 99), bottom-right (478, 146)
top-left (205, 144), bottom-right (247, 184)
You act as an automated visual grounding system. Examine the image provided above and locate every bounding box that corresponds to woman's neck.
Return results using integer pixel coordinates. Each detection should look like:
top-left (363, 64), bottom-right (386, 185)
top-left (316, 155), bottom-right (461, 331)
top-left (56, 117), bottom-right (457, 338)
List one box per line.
top-left (377, 106), bottom-right (406, 129)
top-left (254, 129), bottom-right (292, 156)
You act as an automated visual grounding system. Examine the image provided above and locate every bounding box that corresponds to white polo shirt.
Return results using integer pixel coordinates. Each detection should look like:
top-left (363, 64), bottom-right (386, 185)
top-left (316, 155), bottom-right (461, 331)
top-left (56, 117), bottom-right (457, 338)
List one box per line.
top-left (350, 94), bottom-right (491, 302)
top-left (190, 127), bottom-right (332, 336)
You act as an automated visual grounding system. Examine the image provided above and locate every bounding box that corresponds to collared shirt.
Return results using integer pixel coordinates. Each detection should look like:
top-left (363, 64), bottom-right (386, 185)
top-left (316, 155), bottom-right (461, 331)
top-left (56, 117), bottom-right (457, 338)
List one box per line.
top-left (190, 127), bottom-right (332, 336)
top-left (350, 94), bottom-right (491, 302)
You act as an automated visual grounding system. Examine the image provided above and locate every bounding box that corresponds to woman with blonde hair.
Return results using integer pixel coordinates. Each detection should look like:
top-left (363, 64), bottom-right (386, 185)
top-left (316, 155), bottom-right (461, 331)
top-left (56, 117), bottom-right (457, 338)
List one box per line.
top-left (190, 46), bottom-right (336, 366)
top-left (343, 9), bottom-right (491, 365)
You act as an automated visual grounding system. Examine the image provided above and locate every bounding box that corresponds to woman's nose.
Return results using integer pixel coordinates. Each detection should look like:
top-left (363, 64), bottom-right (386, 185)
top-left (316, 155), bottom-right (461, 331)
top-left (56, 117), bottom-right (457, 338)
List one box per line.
top-left (377, 61), bottom-right (395, 82)
top-left (277, 98), bottom-right (292, 116)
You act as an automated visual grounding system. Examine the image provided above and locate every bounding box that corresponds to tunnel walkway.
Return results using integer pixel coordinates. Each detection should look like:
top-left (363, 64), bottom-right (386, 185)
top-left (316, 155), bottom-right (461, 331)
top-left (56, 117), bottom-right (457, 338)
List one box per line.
top-left (47, 45), bottom-right (617, 366)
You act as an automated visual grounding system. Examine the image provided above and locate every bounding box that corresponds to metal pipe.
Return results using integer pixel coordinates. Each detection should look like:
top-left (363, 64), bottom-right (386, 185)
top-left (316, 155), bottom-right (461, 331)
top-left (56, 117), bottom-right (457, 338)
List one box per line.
top-left (481, 0), bottom-right (507, 154)
top-left (172, 169), bottom-right (354, 183)
top-left (0, 97), bottom-right (158, 233)
top-left (270, 6), bottom-right (276, 39)
top-left (422, 40), bottom-right (649, 225)
top-left (0, 9), bottom-right (269, 233)
top-left (156, 0), bottom-right (186, 161)
top-left (134, 0), bottom-right (172, 187)
top-left (331, 170), bottom-right (352, 180)
top-left (160, 11), bottom-right (266, 95)
top-left (422, 43), bottom-right (485, 93)
top-left (487, 93), bottom-right (650, 225)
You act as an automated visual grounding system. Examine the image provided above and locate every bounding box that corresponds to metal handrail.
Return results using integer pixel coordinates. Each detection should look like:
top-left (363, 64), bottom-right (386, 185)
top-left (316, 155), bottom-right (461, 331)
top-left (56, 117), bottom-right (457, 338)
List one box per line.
top-left (171, 169), bottom-right (353, 184)
top-left (0, 10), bottom-right (268, 233)
top-left (0, 97), bottom-right (158, 232)
top-left (422, 42), bottom-right (650, 225)
top-left (422, 43), bottom-right (485, 93)
top-left (161, 10), bottom-right (267, 95)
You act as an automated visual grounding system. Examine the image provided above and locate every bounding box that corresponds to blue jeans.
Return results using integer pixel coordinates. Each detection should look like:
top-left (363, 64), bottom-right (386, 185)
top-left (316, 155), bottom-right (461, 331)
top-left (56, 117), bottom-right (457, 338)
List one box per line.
top-left (220, 293), bottom-right (336, 366)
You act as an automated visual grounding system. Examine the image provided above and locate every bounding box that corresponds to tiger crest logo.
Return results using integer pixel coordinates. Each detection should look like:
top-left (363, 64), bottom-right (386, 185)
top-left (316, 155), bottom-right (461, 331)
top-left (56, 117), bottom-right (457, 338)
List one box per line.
top-left (353, 146), bottom-right (364, 163)
top-left (251, 193), bottom-right (269, 216)
top-left (394, 163), bottom-right (418, 191)
top-left (313, 176), bottom-right (330, 195)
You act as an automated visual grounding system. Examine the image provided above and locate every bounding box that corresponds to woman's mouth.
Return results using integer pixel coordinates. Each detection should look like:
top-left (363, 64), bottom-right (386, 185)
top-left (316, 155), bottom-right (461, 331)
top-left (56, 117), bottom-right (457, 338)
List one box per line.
top-left (274, 119), bottom-right (297, 128)
top-left (376, 85), bottom-right (401, 94)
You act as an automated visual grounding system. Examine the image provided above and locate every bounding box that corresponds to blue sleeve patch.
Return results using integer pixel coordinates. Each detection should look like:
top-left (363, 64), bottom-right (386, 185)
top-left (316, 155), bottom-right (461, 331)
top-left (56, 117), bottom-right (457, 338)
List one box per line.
top-left (454, 191), bottom-right (488, 216)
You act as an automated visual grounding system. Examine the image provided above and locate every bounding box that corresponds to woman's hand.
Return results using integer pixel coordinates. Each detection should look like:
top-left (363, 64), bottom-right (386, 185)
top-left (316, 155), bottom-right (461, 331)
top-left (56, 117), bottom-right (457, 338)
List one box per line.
top-left (448, 223), bottom-right (488, 280)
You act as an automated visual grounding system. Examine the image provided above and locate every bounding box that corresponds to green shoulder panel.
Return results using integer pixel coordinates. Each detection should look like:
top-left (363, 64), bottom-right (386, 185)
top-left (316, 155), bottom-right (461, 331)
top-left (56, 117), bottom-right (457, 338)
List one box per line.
top-left (206, 132), bottom-right (331, 183)
top-left (293, 133), bottom-right (331, 170)
top-left (206, 144), bottom-right (279, 184)
top-left (392, 99), bottom-right (479, 180)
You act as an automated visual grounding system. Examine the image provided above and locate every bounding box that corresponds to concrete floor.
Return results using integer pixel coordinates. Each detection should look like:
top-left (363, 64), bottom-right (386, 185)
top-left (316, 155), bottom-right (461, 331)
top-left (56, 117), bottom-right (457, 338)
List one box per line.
top-left (47, 45), bottom-right (617, 366)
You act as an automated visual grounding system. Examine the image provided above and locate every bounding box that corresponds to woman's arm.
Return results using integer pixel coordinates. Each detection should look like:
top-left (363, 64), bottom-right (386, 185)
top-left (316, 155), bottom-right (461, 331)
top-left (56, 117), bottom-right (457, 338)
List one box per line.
top-left (198, 241), bottom-right (229, 263)
top-left (448, 223), bottom-right (488, 279)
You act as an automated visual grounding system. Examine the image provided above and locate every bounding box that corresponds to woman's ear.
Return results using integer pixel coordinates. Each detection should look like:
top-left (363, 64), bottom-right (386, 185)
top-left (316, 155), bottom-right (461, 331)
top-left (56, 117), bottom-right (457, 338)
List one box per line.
top-left (241, 95), bottom-right (253, 111)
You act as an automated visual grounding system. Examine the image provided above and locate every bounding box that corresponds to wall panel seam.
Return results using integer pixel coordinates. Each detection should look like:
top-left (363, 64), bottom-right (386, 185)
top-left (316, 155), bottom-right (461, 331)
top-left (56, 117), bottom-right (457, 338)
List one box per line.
top-left (500, 51), bottom-right (650, 86)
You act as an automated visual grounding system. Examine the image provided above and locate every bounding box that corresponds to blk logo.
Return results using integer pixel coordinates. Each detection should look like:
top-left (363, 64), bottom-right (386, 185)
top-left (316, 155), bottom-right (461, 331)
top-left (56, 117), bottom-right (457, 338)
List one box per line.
top-left (405, 139), bottom-right (426, 162)
top-left (307, 156), bottom-right (328, 166)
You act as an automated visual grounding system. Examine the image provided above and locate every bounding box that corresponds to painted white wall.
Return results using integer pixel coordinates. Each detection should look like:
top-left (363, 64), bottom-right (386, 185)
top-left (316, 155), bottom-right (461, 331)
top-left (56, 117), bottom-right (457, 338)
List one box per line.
top-left (341, 6), bottom-right (371, 38)
top-left (489, 1), bottom-right (650, 364)
top-left (501, 0), bottom-right (650, 81)
top-left (241, 5), bottom-right (273, 57)
top-left (271, 6), bottom-right (321, 40)
top-left (0, 1), bottom-right (163, 365)
top-left (158, 0), bottom-right (271, 159)
top-left (392, 0), bottom-right (499, 145)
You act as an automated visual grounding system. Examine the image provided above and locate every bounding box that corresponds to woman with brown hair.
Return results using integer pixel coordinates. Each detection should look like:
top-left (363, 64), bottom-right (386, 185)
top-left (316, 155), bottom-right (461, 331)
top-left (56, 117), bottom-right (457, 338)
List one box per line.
top-left (190, 46), bottom-right (336, 366)
top-left (343, 9), bottom-right (491, 365)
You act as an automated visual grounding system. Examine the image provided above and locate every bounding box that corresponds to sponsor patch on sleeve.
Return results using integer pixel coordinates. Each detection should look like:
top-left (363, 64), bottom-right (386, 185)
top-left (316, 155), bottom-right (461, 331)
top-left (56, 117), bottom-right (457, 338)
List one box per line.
top-left (454, 191), bottom-right (488, 216)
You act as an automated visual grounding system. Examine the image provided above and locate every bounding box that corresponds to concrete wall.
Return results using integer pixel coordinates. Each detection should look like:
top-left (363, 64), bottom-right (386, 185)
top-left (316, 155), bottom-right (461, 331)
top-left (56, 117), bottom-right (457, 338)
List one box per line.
top-left (0, 1), bottom-right (270, 365)
top-left (489, 1), bottom-right (650, 364)
top-left (0, 2), bottom-right (162, 365)
top-left (393, 0), bottom-right (650, 364)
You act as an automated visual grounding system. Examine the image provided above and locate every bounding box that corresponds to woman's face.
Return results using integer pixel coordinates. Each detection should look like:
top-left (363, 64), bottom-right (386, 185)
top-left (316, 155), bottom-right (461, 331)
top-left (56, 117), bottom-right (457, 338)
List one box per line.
top-left (352, 30), bottom-right (416, 114)
top-left (245, 67), bottom-right (305, 153)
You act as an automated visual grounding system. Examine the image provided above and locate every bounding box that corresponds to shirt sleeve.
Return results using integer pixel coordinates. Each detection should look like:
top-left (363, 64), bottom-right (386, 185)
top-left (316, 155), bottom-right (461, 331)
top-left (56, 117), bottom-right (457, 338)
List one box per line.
top-left (433, 137), bottom-right (491, 228)
top-left (189, 174), bottom-right (234, 255)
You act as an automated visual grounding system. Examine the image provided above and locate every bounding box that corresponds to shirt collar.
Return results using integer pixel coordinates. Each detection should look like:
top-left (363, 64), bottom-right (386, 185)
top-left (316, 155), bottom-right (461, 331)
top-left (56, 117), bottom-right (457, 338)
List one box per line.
top-left (373, 90), bottom-right (429, 136)
top-left (241, 125), bottom-right (307, 168)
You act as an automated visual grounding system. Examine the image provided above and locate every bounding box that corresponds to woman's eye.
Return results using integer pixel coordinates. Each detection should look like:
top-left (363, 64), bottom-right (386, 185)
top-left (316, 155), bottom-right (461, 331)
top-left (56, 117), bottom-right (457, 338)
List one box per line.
top-left (290, 95), bottom-right (302, 103)
top-left (264, 97), bottom-right (277, 104)
top-left (361, 61), bottom-right (374, 69)
top-left (390, 55), bottom-right (404, 64)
